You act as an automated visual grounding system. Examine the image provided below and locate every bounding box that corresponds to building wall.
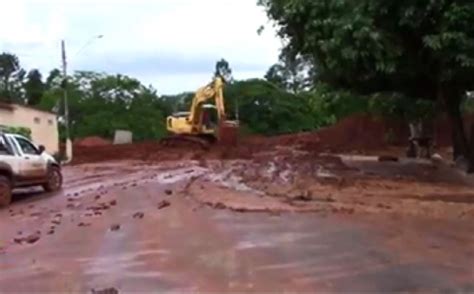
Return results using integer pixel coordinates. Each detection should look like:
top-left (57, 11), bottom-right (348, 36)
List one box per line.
top-left (0, 105), bottom-right (59, 154)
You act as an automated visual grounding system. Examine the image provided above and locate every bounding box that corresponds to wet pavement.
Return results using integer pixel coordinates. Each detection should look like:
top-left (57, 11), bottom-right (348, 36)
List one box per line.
top-left (0, 161), bottom-right (473, 292)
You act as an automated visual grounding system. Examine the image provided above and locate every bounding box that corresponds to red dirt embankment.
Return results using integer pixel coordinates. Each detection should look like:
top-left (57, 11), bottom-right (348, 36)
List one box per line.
top-left (71, 114), bottom-right (473, 164)
top-left (74, 136), bottom-right (111, 148)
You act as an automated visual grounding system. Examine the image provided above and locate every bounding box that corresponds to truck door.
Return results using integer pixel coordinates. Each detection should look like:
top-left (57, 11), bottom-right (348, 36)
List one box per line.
top-left (13, 136), bottom-right (46, 179)
top-left (0, 136), bottom-right (19, 174)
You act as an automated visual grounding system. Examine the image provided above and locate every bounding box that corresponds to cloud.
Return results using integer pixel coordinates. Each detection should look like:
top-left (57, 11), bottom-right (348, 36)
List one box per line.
top-left (0, 0), bottom-right (281, 94)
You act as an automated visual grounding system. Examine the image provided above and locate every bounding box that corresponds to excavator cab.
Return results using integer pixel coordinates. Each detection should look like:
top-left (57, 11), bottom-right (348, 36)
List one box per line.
top-left (201, 104), bottom-right (218, 132)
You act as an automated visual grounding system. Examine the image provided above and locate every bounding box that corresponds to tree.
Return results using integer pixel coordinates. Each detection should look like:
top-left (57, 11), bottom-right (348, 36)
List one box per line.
top-left (265, 59), bottom-right (311, 93)
top-left (265, 63), bottom-right (287, 89)
top-left (24, 69), bottom-right (45, 106)
top-left (224, 79), bottom-right (317, 135)
top-left (65, 72), bottom-right (167, 141)
top-left (214, 58), bottom-right (233, 82)
top-left (258, 0), bottom-right (474, 171)
top-left (0, 52), bottom-right (25, 102)
top-left (45, 69), bottom-right (62, 89)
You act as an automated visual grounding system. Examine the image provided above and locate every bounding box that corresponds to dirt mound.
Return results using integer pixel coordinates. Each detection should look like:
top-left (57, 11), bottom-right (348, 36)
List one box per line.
top-left (71, 113), bottom-right (473, 165)
top-left (69, 115), bottom-right (408, 165)
top-left (75, 137), bottom-right (111, 148)
top-left (314, 115), bottom-right (408, 153)
top-left (245, 114), bottom-right (408, 154)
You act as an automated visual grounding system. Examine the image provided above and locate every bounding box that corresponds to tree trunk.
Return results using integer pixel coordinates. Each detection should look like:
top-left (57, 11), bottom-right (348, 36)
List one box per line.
top-left (444, 94), bottom-right (473, 172)
top-left (468, 124), bottom-right (474, 173)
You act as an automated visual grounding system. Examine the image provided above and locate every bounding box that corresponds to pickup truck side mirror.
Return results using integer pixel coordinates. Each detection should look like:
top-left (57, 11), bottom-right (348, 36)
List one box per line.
top-left (38, 145), bottom-right (45, 154)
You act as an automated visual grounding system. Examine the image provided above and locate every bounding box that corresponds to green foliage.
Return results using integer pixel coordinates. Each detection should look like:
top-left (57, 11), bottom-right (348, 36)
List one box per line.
top-left (215, 58), bottom-right (233, 82)
top-left (0, 52), bottom-right (25, 103)
top-left (24, 69), bottom-right (45, 106)
top-left (265, 60), bottom-right (310, 93)
top-left (308, 83), bottom-right (369, 124)
top-left (462, 94), bottom-right (474, 113)
top-left (41, 71), bottom-right (168, 141)
top-left (4, 126), bottom-right (31, 139)
top-left (259, 0), bottom-right (474, 166)
top-left (258, 0), bottom-right (474, 104)
top-left (368, 94), bottom-right (435, 121)
top-left (225, 79), bottom-right (318, 135)
top-left (160, 92), bottom-right (194, 115)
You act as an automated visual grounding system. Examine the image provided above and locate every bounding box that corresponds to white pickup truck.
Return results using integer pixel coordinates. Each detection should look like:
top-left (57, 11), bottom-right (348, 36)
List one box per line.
top-left (0, 132), bottom-right (62, 207)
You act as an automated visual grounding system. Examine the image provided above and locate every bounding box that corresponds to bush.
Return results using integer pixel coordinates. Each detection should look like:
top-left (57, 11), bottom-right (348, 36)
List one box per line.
top-left (224, 79), bottom-right (319, 135)
top-left (2, 126), bottom-right (32, 139)
top-left (368, 93), bottom-right (435, 121)
top-left (462, 95), bottom-right (474, 114)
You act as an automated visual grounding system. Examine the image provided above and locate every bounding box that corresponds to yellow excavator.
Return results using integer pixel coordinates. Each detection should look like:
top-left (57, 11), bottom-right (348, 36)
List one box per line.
top-left (162, 76), bottom-right (239, 148)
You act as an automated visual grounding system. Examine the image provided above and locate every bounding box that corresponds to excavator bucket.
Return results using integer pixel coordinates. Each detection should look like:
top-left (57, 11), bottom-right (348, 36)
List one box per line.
top-left (218, 121), bottom-right (239, 146)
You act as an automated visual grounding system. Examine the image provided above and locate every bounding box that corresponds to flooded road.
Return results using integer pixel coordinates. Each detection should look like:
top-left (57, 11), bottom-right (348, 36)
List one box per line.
top-left (0, 161), bottom-right (473, 292)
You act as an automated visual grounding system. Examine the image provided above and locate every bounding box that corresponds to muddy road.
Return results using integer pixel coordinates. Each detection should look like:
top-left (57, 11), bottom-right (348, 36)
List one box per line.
top-left (0, 159), bottom-right (473, 293)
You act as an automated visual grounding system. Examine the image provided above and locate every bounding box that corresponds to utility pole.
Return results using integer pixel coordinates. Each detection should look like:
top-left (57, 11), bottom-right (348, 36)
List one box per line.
top-left (61, 40), bottom-right (73, 162)
top-left (59, 35), bottom-right (102, 163)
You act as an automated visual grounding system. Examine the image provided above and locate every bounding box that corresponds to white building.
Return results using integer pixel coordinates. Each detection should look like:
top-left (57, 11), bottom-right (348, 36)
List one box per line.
top-left (0, 103), bottom-right (59, 154)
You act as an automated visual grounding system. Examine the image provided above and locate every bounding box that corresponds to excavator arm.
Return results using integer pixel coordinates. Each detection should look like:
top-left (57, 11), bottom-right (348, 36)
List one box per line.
top-left (187, 76), bottom-right (226, 128)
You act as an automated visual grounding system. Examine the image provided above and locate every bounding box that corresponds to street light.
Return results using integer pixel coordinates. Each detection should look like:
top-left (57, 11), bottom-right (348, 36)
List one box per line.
top-left (61, 35), bottom-right (103, 163)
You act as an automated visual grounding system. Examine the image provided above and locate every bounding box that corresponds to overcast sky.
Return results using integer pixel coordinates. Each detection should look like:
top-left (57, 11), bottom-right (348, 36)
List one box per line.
top-left (0, 0), bottom-right (281, 94)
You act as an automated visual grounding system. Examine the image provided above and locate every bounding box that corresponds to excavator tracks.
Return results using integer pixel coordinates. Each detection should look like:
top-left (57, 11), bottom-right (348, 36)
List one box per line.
top-left (160, 135), bottom-right (213, 150)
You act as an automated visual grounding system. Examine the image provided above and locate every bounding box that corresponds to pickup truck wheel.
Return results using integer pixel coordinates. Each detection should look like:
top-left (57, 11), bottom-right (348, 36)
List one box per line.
top-left (0, 175), bottom-right (12, 208)
top-left (43, 167), bottom-right (63, 192)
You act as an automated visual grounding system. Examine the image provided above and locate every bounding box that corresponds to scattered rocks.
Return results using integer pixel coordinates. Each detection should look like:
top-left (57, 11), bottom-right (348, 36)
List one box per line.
top-left (431, 153), bottom-right (443, 161)
top-left (47, 229), bottom-right (55, 235)
top-left (78, 222), bottom-right (91, 227)
top-left (109, 200), bottom-right (117, 206)
top-left (133, 212), bottom-right (144, 219)
top-left (164, 189), bottom-right (173, 196)
top-left (378, 155), bottom-right (399, 162)
top-left (110, 224), bottom-right (121, 231)
top-left (376, 203), bottom-right (392, 210)
top-left (157, 200), bottom-right (171, 210)
top-left (51, 217), bottom-right (62, 225)
top-left (30, 212), bottom-right (42, 217)
top-left (14, 232), bottom-right (41, 244)
top-left (291, 191), bottom-right (313, 202)
top-left (214, 202), bottom-right (226, 210)
top-left (67, 203), bottom-right (80, 209)
top-left (100, 203), bottom-right (111, 210)
top-left (332, 207), bottom-right (355, 214)
top-left (91, 287), bottom-right (119, 294)
top-left (88, 202), bottom-right (111, 211)
top-left (94, 195), bottom-right (101, 200)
